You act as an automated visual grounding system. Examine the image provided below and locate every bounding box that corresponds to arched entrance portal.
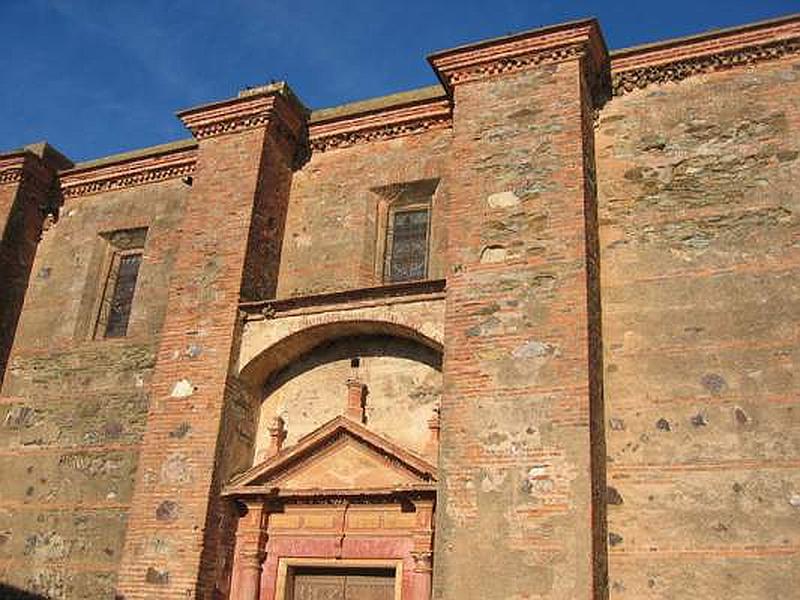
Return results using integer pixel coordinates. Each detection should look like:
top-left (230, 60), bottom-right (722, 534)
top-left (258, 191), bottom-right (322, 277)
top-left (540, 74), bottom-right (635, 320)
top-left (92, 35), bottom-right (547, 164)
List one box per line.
top-left (227, 322), bottom-right (441, 600)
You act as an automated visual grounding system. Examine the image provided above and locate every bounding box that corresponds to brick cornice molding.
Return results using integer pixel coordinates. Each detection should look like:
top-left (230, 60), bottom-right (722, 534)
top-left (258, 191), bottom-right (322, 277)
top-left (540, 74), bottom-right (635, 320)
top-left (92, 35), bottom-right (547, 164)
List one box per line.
top-left (0, 152), bottom-right (51, 194)
top-left (611, 14), bottom-right (800, 96)
top-left (177, 83), bottom-right (307, 144)
top-left (308, 97), bottom-right (451, 153)
top-left (59, 146), bottom-right (197, 199)
top-left (428, 18), bottom-right (609, 103)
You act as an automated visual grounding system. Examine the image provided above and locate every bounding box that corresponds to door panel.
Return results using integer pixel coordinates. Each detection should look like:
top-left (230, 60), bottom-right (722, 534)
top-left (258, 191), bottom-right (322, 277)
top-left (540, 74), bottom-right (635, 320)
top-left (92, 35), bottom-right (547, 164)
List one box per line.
top-left (344, 573), bottom-right (394, 600)
top-left (291, 568), bottom-right (394, 600)
top-left (293, 573), bottom-right (345, 600)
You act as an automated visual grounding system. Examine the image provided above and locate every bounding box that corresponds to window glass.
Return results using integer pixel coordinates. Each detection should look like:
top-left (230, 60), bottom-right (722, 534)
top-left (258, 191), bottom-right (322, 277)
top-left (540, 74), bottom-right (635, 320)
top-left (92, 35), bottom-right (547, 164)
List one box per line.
top-left (103, 252), bottom-right (142, 338)
top-left (387, 208), bottom-right (429, 283)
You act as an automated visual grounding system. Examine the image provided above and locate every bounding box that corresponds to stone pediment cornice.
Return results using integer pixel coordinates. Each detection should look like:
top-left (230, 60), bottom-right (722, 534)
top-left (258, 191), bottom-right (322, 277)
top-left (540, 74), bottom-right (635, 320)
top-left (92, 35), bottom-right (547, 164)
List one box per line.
top-left (308, 96), bottom-right (451, 153)
top-left (224, 416), bottom-right (437, 498)
top-left (60, 145), bottom-right (197, 199)
top-left (428, 18), bottom-right (609, 103)
top-left (610, 14), bottom-right (800, 96)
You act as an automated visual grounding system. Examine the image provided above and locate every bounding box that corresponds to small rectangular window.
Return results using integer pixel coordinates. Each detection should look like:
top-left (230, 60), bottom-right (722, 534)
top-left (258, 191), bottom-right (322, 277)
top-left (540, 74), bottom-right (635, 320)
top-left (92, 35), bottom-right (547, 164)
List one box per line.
top-left (102, 252), bottom-right (142, 337)
top-left (94, 228), bottom-right (147, 339)
top-left (386, 208), bottom-right (430, 283)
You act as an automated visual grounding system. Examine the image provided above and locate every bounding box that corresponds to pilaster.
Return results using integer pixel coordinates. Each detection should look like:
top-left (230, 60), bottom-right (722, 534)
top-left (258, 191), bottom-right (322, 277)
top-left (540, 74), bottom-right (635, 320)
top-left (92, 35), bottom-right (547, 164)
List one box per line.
top-left (230, 501), bottom-right (268, 600)
top-left (0, 143), bottom-right (71, 387)
top-left (116, 83), bottom-right (307, 599)
top-left (429, 19), bottom-right (609, 600)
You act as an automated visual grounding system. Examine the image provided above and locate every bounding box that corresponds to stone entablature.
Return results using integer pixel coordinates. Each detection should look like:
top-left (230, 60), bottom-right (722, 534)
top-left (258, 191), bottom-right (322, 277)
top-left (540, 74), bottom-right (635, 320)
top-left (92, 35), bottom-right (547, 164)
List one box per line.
top-left (0, 150), bottom-right (59, 198)
top-left (224, 416), bottom-right (436, 600)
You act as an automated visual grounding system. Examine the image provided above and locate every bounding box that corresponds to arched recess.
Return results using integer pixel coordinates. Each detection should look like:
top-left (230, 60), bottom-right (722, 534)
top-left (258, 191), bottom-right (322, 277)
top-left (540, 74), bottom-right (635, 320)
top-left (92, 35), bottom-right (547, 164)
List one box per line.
top-left (239, 319), bottom-right (443, 462)
top-left (239, 319), bottom-right (444, 390)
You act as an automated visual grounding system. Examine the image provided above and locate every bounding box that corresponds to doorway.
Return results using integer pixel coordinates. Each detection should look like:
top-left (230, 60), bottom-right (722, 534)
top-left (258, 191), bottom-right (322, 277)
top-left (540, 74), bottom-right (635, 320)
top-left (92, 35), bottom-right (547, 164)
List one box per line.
top-left (289, 566), bottom-right (396, 600)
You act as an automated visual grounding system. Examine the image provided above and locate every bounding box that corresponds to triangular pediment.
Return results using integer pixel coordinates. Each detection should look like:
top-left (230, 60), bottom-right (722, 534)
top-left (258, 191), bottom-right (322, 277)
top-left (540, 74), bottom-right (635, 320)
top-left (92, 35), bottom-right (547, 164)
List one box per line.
top-left (225, 416), bottom-right (436, 498)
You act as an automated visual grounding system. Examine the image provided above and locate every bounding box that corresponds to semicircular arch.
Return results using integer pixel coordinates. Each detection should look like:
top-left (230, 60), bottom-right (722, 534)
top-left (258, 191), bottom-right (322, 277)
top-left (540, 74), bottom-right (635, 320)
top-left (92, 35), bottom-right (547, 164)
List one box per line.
top-left (239, 317), bottom-right (444, 390)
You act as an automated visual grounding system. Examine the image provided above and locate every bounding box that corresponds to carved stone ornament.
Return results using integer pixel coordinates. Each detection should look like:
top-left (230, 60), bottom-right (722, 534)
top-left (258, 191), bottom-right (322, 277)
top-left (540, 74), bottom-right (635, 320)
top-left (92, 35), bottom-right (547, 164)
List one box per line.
top-left (411, 551), bottom-right (433, 573)
top-left (0, 167), bottom-right (24, 185)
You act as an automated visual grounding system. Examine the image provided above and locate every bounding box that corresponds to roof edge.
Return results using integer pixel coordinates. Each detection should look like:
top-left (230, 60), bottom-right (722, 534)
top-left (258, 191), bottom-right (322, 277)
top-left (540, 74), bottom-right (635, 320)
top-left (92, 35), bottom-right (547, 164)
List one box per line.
top-left (612, 12), bottom-right (800, 59)
top-left (64, 138), bottom-right (197, 174)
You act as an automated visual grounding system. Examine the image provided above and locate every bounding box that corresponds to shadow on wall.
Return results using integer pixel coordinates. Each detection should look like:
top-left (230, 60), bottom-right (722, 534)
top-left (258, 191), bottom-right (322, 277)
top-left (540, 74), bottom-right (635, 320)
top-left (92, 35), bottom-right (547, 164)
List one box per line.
top-left (0, 583), bottom-right (49, 599)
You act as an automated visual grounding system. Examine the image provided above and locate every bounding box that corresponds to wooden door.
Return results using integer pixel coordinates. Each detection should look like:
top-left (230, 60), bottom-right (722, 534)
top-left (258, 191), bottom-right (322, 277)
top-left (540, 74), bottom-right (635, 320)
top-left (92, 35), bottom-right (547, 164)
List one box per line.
top-left (291, 567), bottom-right (394, 600)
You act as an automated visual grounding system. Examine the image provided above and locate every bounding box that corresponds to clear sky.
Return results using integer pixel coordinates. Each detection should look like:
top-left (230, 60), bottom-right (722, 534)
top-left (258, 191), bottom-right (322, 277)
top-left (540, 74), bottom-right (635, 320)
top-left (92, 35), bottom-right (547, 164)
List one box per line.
top-left (2, 0), bottom-right (797, 162)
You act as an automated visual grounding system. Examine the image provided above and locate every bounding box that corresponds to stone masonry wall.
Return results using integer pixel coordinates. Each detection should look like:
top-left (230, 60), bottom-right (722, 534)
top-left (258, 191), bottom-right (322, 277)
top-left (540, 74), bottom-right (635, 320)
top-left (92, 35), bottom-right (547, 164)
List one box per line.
top-left (0, 178), bottom-right (188, 598)
top-left (276, 127), bottom-right (450, 299)
top-left (597, 56), bottom-right (800, 598)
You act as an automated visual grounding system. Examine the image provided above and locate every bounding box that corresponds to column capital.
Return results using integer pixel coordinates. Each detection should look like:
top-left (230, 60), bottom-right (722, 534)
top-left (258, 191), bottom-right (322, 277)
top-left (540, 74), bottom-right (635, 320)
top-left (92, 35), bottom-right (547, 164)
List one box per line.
top-left (411, 550), bottom-right (433, 574)
top-left (428, 18), bottom-right (609, 104)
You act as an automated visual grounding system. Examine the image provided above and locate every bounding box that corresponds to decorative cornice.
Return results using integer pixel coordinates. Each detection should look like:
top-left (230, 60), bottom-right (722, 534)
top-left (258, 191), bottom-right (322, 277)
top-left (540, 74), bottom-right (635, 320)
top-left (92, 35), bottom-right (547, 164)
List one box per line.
top-left (308, 97), bottom-right (451, 153)
top-left (239, 278), bottom-right (447, 320)
top-left (177, 83), bottom-right (307, 143)
top-left (428, 18), bottom-right (609, 103)
top-left (0, 152), bottom-right (54, 197)
top-left (611, 15), bottom-right (800, 96)
top-left (0, 166), bottom-right (24, 185)
top-left (60, 147), bottom-right (197, 199)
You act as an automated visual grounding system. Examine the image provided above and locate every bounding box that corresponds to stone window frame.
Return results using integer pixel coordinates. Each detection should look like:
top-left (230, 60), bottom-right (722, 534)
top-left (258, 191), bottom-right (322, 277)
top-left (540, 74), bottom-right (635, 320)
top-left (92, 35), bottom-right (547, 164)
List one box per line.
top-left (371, 178), bottom-right (439, 285)
top-left (90, 227), bottom-right (148, 340)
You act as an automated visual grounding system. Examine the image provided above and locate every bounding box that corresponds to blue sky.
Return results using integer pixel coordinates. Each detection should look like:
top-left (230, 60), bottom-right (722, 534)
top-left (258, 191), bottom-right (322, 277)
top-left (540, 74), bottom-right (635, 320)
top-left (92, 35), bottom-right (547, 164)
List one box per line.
top-left (2, 0), bottom-right (796, 162)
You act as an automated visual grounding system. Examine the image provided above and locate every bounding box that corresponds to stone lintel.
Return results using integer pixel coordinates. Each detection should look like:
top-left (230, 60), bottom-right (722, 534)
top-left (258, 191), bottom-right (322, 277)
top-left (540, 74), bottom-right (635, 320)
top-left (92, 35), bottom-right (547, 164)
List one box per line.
top-left (428, 18), bottom-right (608, 94)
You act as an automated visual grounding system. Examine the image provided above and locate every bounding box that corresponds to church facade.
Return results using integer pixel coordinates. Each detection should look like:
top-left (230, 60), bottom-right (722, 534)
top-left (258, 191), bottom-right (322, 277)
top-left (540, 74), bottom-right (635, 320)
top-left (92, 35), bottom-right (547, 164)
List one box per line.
top-left (0, 14), bottom-right (798, 600)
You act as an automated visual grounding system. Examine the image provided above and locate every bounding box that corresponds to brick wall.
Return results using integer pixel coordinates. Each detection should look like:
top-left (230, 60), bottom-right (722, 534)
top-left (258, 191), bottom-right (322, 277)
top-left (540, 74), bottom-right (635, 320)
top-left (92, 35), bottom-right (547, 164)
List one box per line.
top-left (1, 13), bottom-right (798, 600)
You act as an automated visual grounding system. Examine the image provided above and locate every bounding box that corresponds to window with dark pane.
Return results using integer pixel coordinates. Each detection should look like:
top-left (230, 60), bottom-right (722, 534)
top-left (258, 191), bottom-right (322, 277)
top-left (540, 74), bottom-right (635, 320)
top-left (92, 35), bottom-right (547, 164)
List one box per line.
top-left (93, 227), bottom-right (147, 340)
top-left (102, 252), bottom-right (142, 338)
top-left (387, 208), bottom-right (429, 283)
